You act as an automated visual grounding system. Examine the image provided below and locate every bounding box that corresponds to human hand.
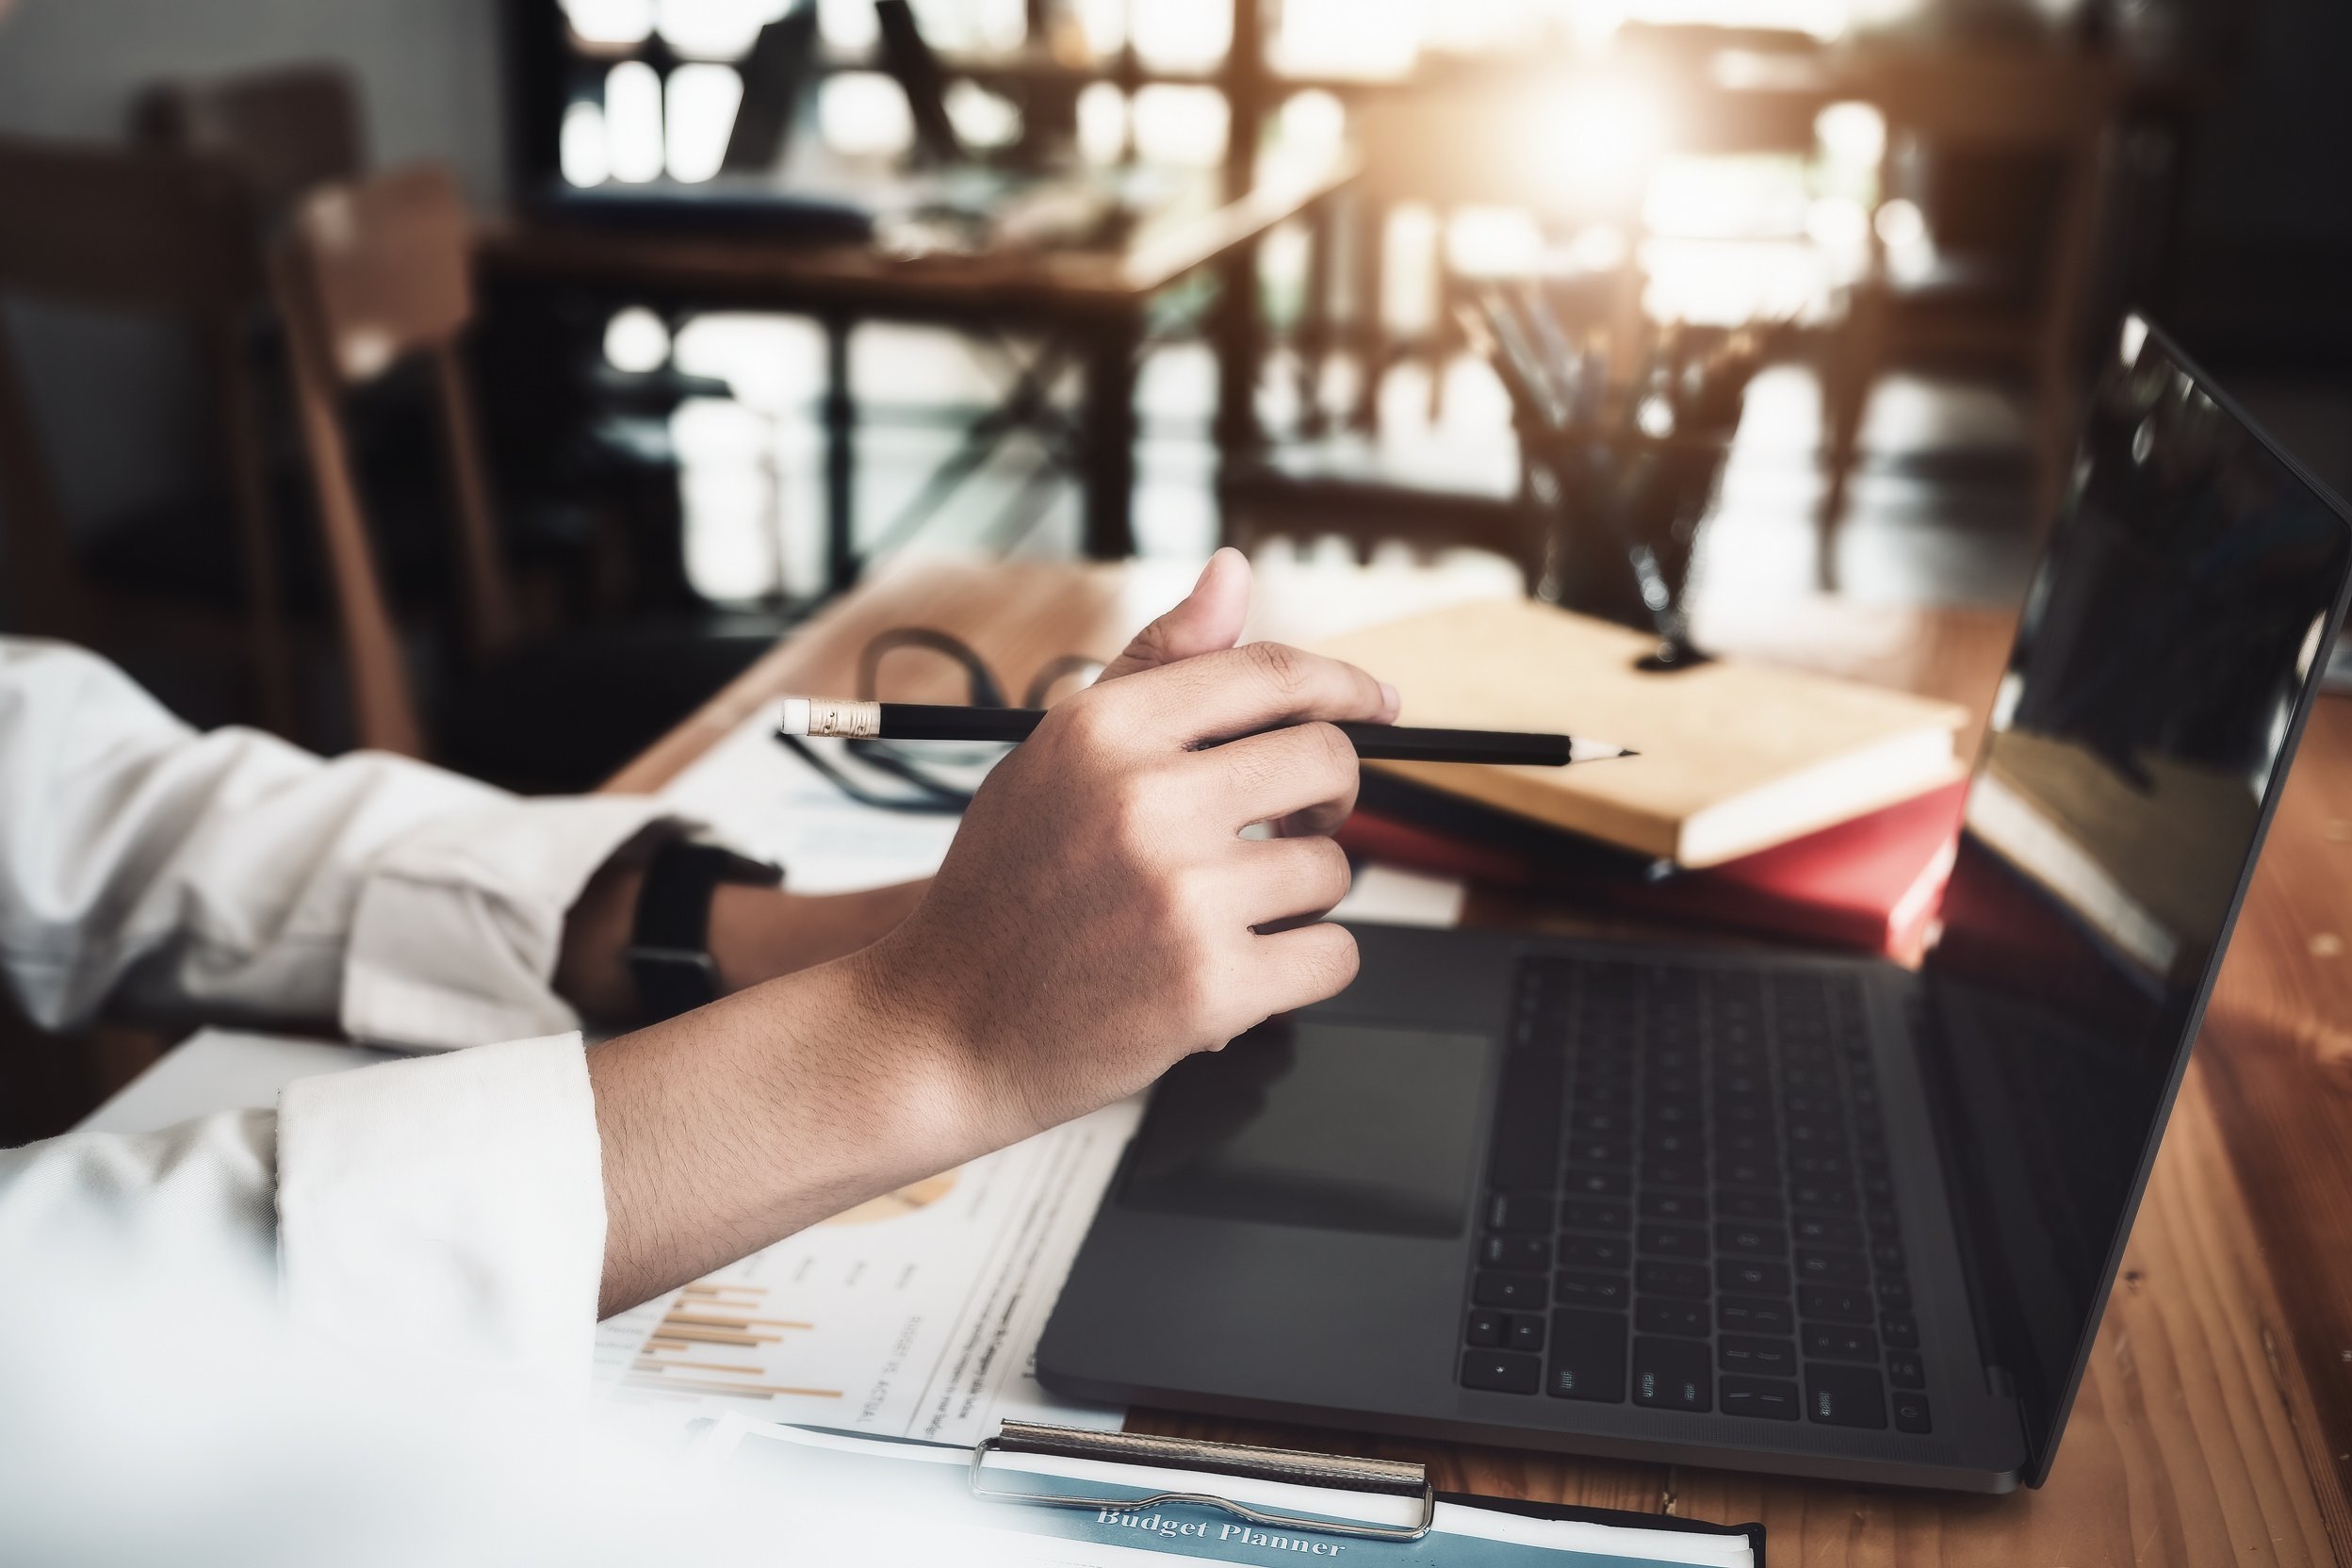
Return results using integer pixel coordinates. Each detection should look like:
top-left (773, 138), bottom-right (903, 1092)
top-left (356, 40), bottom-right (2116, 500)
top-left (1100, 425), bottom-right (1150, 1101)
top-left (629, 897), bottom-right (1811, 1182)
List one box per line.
top-left (858, 548), bottom-right (1398, 1147)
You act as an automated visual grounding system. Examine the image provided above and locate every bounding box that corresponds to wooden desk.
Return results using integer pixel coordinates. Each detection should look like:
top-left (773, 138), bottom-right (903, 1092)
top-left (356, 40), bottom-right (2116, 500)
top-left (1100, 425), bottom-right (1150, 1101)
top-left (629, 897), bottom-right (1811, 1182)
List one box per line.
top-left (480, 167), bottom-right (1345, 582)
top-left (611, 558), bottom-right (2351, 1564)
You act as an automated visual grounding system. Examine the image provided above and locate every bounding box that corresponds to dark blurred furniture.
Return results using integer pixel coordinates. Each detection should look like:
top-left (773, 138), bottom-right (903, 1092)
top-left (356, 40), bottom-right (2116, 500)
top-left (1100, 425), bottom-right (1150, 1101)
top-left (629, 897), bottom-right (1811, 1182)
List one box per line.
top-left (477, 162), bottom-right (1348, 585)
top-left (271, 162), bottom-right (775, 788)
top-left (132, 61), bottom-right (368, 226)
top-left (1821, 44), bottom-right (2126, 551)
top-left (0, 138), bottom-right (295, 731)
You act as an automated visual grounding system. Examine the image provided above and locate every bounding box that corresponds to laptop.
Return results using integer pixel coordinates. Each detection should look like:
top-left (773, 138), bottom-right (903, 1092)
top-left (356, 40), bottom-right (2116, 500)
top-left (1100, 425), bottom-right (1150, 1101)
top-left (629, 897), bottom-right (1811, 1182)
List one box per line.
top-left (1037, 317), bottom-right (2352, 1492)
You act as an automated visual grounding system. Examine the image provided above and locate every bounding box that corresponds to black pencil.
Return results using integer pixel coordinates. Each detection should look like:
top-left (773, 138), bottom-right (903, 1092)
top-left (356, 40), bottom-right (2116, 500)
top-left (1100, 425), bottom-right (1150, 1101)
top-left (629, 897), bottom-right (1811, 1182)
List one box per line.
top-left (777, 697), bottom-right (1634, 766)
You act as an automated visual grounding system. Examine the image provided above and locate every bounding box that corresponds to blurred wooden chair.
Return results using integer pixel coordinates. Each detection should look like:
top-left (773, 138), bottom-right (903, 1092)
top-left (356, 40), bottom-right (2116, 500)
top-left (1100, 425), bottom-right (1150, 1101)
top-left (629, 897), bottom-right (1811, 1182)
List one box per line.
top-left (1821, 46), bottom-right (2123, 557)
top-left (0, 138), bottom-right (296, 731)
top-left (270, 163), bottom-right (772, 788)
top-left (133, 62), bottom-right (367, 226)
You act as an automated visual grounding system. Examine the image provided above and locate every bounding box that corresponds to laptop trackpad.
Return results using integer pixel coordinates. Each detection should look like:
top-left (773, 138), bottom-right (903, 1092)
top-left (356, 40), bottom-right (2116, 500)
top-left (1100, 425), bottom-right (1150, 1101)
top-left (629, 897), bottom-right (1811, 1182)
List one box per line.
top-left (1119, 1018), bottom-right (1491, 1239)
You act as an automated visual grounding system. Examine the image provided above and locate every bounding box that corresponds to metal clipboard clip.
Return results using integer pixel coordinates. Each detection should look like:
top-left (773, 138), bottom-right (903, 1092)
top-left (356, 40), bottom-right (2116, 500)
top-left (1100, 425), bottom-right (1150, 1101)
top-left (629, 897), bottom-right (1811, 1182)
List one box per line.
top-left (969, 1420), bottom-right (1438, 1544)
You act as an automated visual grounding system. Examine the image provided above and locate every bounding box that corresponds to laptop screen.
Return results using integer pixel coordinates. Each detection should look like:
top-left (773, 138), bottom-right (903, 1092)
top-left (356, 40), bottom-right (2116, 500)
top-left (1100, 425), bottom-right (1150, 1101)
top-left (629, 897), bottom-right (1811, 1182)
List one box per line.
top-left (1919, 318), bottom-right (2352, 1483)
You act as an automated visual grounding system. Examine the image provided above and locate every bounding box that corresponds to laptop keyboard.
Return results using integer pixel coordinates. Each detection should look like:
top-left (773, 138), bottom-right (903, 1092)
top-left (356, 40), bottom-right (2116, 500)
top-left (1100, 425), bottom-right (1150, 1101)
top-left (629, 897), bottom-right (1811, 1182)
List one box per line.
top-left (1458, 957), bottom-right (1931, 1436)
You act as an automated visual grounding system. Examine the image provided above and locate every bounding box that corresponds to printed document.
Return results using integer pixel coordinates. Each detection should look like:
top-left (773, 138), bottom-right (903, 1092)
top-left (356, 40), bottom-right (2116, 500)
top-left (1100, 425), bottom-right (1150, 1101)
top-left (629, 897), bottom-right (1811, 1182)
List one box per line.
top-left (699, 1419), bottom-right (1755, 1567)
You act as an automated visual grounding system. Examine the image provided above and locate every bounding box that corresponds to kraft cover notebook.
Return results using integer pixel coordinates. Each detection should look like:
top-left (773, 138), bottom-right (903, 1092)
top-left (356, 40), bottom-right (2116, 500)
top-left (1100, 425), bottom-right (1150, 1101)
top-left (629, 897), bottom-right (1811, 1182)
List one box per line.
top-left (1313, 598), bottom-right (1968, 868)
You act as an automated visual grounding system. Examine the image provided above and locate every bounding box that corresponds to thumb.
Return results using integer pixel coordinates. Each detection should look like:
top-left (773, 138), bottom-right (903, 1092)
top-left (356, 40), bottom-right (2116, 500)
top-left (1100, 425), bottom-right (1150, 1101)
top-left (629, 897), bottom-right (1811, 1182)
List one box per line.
top-left (1098, 547), bottom-right (1251, 682)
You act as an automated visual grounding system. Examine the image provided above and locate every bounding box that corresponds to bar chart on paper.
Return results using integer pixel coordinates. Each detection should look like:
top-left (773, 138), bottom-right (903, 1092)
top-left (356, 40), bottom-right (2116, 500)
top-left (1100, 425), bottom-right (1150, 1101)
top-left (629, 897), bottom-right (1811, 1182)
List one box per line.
top-left (593, 1100), bottom-right (1140, 1444)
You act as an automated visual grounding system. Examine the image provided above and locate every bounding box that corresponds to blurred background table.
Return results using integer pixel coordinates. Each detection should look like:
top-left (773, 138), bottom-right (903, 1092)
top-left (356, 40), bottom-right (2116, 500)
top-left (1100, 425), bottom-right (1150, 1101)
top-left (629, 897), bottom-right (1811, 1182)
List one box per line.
top-left (611, 554), bottom-right (2352, 1564)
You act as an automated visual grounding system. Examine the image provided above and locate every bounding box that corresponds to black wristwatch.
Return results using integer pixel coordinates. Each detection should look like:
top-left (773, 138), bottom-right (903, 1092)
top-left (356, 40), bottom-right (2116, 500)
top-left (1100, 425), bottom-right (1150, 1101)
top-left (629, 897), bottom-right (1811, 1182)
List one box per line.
top-left (626, 839), bottom-right (783, 1024)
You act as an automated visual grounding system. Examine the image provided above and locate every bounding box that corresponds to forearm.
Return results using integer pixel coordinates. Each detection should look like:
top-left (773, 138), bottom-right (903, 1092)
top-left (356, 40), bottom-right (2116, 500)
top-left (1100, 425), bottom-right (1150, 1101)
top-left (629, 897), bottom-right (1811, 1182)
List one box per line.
top-left (585, 946), bottom-right (980, 1316)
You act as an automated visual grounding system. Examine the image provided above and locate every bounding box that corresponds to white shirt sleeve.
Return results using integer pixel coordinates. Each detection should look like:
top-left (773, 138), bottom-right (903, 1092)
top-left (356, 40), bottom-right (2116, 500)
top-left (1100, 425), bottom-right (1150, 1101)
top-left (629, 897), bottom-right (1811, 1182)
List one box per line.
top-left (0, 636), bottom-right (690, 1050)
top-left (0, 1031), bottom-right (607, 1387)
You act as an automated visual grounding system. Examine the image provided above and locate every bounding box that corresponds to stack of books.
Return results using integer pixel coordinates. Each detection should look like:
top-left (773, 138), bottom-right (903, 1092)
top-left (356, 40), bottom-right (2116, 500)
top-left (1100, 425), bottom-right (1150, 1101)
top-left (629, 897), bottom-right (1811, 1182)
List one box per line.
top-left (1314, 600), bottom-right (1973, 960)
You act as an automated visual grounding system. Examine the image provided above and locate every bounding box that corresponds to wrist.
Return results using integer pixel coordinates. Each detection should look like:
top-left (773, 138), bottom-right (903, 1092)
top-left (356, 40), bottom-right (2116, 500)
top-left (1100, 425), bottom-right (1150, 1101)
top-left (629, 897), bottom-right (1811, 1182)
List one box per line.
top-left (835, 935), bottom-right (1000, 1155)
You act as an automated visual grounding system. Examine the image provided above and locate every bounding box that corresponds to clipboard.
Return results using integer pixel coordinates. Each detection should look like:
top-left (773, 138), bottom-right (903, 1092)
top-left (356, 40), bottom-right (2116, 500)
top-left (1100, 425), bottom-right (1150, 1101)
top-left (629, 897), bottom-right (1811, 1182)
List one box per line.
top-left (972, 1421), bottom-right (1766, 1563)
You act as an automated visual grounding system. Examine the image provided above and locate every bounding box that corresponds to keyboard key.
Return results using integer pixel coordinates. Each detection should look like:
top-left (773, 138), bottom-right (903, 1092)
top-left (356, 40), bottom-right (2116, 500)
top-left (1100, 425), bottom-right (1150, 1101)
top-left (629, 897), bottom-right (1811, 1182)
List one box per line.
top-left (1719, 1191), bottom-right (1785, 1224)
top-left (1804, 1323), bottom-right (1881, 1362)
top-left (1557, 1234), bottom-right (1629, 1271)
top-left (1717, 1258), bottom-right (1790, 1296)
top-left (1642, 1130), bottom-right (1704, 1163)
top-left (1891, 1390), bottom-right (1933, 1434)
top-left (1716, 1222), bottom-right (1786, 1257)
top-left (1509, 1315), bottom-right (1546, 1353)
top-left (1796, 1248), bottom-right (1869, 1286)
top-left (1877, 1277), bottom-right (1912, 1310)
top-left (1886, 1350), bottom-right (1925, 1388)
top-left (1718, 1295), bottom-right (1795, 1335)
top-left (1546, 1309), bottom-right (1628, 1401)
top-left (1639, 1191), bottom-right (1706, 1222)
top-left (1637, 1223), bottom-right (1707, 1259)
top-left (1720, 1376), bottom-right (1801, 1420)
top-left (1466, 1311), bottom-right (1505, 1348)
top-left (1488, 1193), bottom-right (1554, 1233)
top-left (1636, 1260), bottom-right (1710, 1298)
top-left (1488, 1054), bottom-right (1564, 1189)
top-left (1462, 1349), bottom-right (1542, 1395)
top-left (1798, 1284), bottom-right (1872, 1324)
top-left (1570, 1137), bottom-right (1633, 1168)
top-left (1882, 1312), bottom-right (1920, 1350)
top-left (1717, 1334), bottom-right (1798, 1376)
top-left (1790, 1182), bottom-right (1855, 1213)
top-left (1792, 1216), bottom-right (1861, 1250)
top-left (1718, 1157), bottom-right (1775, 1188)
top-left (1473, 1271), bottom-right (1547, 1311)
top-left (1872, 1240), bottom-right (1907, 1273)
top-left (1481, 1234), bottom-right (1550, 1271)
top-left (1571, 1106), bottom-right (1629, 1135)
top-left (1636, 1298), bottom-right (1709, 1337)
top-left (1553, 1270), bottom-right (1631, 1308)
top-left (1645, 1158), bottom-right (1707, 1190)
top-left (1632, 1337), bottom-right (1711, 1412)
top-left (1564, 1168), bottom-right (1631, 1200)
top-left (1805, 1364), bottom-right (1887, 1429)
top-left (1560, 1200), bottom-right (1631, 1233)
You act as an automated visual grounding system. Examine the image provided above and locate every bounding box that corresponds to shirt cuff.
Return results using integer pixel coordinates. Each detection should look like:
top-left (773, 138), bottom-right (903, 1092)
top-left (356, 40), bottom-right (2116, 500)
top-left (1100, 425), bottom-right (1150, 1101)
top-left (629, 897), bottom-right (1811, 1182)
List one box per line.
top-left (341, 794), bottom-right (690, 1051)
top-left (276, 1033), bottom-right (606, 1391)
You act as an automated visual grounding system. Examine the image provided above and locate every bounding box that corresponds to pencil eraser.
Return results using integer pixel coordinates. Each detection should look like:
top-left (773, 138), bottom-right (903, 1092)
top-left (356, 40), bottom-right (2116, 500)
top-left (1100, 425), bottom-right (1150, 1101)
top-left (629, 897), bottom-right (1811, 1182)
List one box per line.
top-left (780, 697), bottom-right (811, 737)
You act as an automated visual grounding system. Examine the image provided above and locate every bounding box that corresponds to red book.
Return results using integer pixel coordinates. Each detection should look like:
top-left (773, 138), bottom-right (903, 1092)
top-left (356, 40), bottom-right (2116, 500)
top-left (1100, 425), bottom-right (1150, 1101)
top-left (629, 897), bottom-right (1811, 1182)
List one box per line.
top-left (1339, 782), bottom-right (1969, 960)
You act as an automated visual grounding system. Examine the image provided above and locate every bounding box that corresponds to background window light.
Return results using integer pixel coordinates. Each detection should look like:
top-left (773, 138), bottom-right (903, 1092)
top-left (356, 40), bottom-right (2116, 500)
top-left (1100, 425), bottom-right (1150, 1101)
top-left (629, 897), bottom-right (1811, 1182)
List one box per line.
top-left (603, 306), bottom-right (674, 373)
top-left (819, 71), bottom-right (917, 156)
top-left (1265, 90), bottom-right (1347, 179)
top-left (1076, 81), bottom-right (1129, 166)
top-left (666, 64), bottom-right (743, 182)
top-left (560, 99), bottom-right (612, 187)
top-left (1272, 0), bottom-right (1422, 81)
top-left (1131, 85), bottom-right (1228, 170)
top-left (604, 60), bottom-right (669, 183)
top-left (907, 0), bottom-right (1028, 53)
top-left (945, 80), bottom-right (1024, 150)
top-left (817, 0), bottom-right (878, 48)
top-left (1130, 0), bottom-right (1230, 69)
top-left (1070, 0), bottom-right (1125, 57)
top-left (659, 63), bottom-right (743, 182)
top-left (564, 0), bottom-right (655, 47)
top-left (656, 0), bottom-right (783, 59)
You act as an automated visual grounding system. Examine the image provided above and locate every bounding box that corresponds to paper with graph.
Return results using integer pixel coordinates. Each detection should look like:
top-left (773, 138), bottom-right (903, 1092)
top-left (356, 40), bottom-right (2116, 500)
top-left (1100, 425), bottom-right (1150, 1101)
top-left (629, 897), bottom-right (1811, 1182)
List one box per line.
top-left (592, 1096), bottom-right (1144, 1442)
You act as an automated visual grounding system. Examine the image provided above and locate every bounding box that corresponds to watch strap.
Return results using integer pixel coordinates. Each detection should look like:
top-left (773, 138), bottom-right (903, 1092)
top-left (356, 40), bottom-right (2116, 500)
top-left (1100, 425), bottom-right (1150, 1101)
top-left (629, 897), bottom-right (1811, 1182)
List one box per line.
top-left (627, 840), bottom-right (782, 1024)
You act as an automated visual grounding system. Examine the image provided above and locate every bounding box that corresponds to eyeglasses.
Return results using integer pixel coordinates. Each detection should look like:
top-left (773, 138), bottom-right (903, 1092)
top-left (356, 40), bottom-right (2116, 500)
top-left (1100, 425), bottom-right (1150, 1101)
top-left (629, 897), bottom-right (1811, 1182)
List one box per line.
top-left (775, 627), bottom-right (1103, 813)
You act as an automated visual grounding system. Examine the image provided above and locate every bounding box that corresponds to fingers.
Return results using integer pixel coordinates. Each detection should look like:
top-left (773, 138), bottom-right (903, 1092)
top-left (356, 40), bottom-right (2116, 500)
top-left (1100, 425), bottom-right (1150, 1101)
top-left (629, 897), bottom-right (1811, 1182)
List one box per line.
top-left (1247, 921), bottom-right (1363, 1019)
top-left (1230, 834), bottom-right (1352, 929)
top-left (1114, 640), bottom-right (1399, 746)
top-left (1207, 721), bottom-right (1361, 833)
top-left (1098, 547), bottom-right (1250, 682)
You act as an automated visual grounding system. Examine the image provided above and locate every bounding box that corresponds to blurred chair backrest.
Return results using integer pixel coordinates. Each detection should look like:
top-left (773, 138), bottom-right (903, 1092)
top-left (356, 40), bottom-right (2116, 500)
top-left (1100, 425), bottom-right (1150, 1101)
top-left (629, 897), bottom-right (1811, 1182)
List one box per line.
top-left (134, 63), bottom-right (367, 224)
top-left (271, 161), bottom-right (515, 758)
top-left (0, 138), bottom-right (267, 647)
